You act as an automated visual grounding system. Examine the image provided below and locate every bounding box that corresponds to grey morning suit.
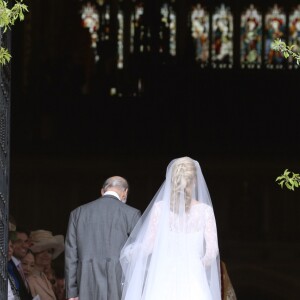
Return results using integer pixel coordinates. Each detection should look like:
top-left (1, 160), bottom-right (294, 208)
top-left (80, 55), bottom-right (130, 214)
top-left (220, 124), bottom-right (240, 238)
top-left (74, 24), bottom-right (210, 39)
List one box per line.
top-left (65, 195), bottom-right (141, 300)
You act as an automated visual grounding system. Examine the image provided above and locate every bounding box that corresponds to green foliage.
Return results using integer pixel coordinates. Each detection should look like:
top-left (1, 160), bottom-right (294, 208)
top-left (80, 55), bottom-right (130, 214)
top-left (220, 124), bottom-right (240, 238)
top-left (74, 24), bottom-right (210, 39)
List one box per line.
top-left (271, 40), bottom-right (299, 191)
top-left (0, 0), bottom-right (28, 65)
top-left (271, 38), bottom-right (300, 65)
top-left (276, 169), bottom-right (300, 191)
top-left (0, 46), bottom-right (11, 64)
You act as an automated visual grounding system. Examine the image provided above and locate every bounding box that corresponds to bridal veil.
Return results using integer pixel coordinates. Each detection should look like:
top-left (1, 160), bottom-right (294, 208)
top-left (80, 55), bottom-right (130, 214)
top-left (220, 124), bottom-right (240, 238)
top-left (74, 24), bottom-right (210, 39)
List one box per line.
top-left (120, 157), bottom-right (221, 300)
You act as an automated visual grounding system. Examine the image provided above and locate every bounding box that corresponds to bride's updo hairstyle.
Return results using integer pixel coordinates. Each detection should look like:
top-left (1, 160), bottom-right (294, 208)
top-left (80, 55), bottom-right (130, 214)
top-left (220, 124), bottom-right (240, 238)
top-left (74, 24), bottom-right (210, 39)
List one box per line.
top-left (170, 157), bottom-right (196, 214)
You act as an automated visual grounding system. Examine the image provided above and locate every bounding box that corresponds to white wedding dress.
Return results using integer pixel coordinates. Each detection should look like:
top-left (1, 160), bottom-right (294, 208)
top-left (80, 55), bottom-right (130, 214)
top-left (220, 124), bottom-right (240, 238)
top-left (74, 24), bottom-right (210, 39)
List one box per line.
top-left (121, 202), bottom-right (219, 300)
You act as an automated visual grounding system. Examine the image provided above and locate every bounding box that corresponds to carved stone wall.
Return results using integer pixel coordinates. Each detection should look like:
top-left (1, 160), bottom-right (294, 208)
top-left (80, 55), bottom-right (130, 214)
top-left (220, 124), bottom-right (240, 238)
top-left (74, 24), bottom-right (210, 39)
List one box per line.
top-left (0, 24), bottom-right (11, 299)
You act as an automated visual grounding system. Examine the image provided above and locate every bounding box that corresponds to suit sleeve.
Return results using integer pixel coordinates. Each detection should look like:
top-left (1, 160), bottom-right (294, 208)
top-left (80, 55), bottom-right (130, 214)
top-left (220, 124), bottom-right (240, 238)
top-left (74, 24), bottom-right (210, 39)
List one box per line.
top-left (129, 209), bottom-right (141, 234)
top-left (65, 210), bottom-right (79, 298)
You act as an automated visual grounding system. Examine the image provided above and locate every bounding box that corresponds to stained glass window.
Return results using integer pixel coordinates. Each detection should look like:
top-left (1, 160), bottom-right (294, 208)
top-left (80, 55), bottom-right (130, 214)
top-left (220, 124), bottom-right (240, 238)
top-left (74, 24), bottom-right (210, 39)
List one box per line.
top-left (130, 2), bottom-right (151, 54)
top-left (265, 4), bottom-right (286, 69)
top-left (288, 5), bottom-right (300, 69)
top-left (98, 3), bottom-right (110, 42)
top-left (212, 4), bottom-right (234, 69)
top-left (117, 9), bottom-right (124, 69)
top-left (159, 2), bottom-right (177, 57)
top-left (189, 4), bottom-right (209, 66)
top-left (81, 2), bottom-right (100, 62)
top-left (79, 0), bottom-right (300, 92)
top-left (240, 4), bottom-right (262, 69)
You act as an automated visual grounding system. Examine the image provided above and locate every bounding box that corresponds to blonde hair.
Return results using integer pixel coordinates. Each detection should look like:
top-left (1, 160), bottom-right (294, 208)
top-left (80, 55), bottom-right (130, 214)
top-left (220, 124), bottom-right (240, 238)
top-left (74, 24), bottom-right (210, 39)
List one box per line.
top-left (170, 157), bottom-right (196, 213)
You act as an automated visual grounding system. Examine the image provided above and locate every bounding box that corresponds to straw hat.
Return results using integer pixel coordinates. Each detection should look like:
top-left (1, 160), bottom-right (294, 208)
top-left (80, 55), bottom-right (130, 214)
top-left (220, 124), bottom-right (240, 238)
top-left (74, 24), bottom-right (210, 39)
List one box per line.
top-left (30, 230), bottom-right (64, 259)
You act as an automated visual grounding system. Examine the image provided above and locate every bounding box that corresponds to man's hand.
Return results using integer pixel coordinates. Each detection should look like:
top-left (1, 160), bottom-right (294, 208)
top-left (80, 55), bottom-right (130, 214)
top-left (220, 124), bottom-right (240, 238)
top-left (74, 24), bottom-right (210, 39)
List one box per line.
top-left (69, 298), bottom-right (79, 300)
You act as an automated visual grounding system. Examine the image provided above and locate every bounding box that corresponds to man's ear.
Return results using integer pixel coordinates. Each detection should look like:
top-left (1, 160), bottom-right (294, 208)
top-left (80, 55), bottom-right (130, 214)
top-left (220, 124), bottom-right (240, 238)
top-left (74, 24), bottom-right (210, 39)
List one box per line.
top-left (124, 188), bottom-right (129, 198)
top-left (101, 188), bottom-right (104, 196)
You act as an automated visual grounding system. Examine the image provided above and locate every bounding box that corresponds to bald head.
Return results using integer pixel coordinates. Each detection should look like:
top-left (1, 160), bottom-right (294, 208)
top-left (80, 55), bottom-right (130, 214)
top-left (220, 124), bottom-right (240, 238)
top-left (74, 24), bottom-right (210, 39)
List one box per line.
top-left (101, 176), bottom-right (129, 203)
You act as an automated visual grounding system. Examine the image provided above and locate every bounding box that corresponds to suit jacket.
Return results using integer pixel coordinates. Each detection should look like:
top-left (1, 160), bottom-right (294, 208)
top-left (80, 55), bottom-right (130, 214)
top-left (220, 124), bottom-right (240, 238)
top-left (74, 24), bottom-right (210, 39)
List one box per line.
top-left (65, 195), bottom-right (141, 300)
top-left (8, 260), bottom-right (32, 300)
top-left (27, 271), bottom-right (56, 300)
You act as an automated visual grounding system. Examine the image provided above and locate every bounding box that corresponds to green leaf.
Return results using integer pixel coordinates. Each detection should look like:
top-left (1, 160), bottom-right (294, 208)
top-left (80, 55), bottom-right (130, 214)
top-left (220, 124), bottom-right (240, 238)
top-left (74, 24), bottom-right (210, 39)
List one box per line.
top-left (294, 181), bottom-right (299, 188)
top-left (19, 11), bottom-right (24, 21)
top-left (285, 182), bottom-right (292, 190)
top-left (279, 181), bottom-right (284, 188)
top-left (0, 47), bottom-right (11, 65)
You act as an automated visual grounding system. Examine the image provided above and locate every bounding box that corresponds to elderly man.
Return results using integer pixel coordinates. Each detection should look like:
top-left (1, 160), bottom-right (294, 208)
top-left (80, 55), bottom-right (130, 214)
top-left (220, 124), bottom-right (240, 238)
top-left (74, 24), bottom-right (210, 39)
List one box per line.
top-left (65, 176), bottom-right (141, 300)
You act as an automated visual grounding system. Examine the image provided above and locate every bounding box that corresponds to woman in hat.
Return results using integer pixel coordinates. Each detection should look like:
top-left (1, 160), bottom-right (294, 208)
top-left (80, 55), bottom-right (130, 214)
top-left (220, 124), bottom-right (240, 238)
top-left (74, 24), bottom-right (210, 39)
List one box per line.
top-left (27, 230), bottom-right (64, 300)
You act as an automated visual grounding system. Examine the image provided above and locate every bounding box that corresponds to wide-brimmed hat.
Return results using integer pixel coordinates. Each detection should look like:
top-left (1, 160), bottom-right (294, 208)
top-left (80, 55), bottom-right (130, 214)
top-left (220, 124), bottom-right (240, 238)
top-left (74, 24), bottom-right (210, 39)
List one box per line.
top-left (30, 230), bottom-right (64, 259)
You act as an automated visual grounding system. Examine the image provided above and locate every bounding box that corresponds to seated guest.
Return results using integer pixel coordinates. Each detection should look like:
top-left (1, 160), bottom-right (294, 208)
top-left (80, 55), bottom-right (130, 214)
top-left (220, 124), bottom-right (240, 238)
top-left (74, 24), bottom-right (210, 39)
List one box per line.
top-left (8, 228), bottom-right (32, 300)
top-left (8, 231), bottom-right (21, 300)
top-left (27, 230), bottom-right (64, 300)
top-left (55, 277), bottom-right (65, 300)
top-left (21, 250), bottom-right (35, 277)
top-left (44, 265), bottom-right (57, 291)
top-left (53, 268), bottom-right (66, 300)
top-left (13, 228), bottom-right (31, 261)
top-left (50, 255), bottom-right (65, 300)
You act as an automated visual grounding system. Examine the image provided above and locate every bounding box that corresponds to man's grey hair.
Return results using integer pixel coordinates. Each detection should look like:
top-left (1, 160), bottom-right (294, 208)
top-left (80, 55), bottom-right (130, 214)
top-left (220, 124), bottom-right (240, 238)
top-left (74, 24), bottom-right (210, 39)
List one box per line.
top-left (102, 176), bottom-right (129, 193)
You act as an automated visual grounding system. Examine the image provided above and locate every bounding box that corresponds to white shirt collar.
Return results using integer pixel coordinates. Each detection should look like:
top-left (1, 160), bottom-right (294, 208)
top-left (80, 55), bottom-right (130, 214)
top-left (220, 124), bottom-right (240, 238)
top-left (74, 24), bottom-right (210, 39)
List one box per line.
top-left (103, 191), bottom-right (121, 201)
top-left (12, 256), bottom-right (21, 266)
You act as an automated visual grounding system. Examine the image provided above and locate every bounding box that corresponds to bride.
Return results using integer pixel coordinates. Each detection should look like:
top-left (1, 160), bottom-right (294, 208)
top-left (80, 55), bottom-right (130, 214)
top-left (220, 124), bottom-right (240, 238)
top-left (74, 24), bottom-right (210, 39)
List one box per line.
top-left (120, 157), bottom-right (221, 300)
